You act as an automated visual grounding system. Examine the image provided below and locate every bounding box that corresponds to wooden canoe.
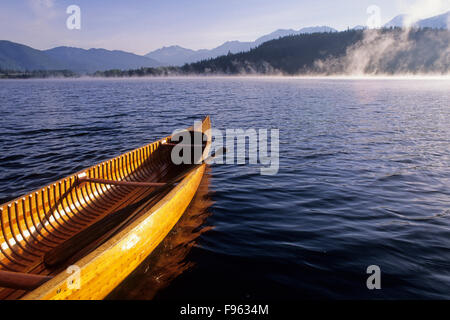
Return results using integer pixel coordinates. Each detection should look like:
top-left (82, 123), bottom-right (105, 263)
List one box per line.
top-left (0, 116), bottom-right (211, 300)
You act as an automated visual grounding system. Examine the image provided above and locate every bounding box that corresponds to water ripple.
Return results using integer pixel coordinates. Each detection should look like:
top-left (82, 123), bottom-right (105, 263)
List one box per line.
top-left (1, 78), bottom-right (450, 299)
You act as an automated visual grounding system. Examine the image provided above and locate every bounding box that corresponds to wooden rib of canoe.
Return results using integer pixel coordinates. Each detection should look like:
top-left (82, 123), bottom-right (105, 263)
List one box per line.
top-left (0, 116), bottom-right (211, 300)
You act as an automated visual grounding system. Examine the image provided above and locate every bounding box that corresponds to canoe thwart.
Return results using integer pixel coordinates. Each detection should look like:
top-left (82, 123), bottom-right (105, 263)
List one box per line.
top-left (163, 143), bottom-right (206, 146)
top-left (0, 271), bottom-right (52, 291)
top-left (77, 176), bottom-right (166, 188)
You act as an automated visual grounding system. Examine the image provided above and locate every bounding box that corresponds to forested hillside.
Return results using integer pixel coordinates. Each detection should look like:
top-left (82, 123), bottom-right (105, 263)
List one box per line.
top-left (180, 28), bottom-right (450, 75)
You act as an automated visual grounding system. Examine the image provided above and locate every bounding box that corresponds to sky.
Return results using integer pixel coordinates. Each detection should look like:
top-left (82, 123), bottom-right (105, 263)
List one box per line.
top-left (0, 0), bottom-right (449, 55)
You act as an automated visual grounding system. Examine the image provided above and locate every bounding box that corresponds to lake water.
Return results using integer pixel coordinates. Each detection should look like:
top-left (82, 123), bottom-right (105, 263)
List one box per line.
top-left (0, 77), bottom-right (449, 299)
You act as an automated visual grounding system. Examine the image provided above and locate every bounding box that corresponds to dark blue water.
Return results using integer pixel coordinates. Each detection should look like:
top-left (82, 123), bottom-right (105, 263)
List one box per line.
top-left (1, 77), bottom-right (450, 299)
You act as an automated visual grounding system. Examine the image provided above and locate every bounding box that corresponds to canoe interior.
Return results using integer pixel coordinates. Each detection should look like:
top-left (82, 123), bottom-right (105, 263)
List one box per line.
top-left (0, 117), bottom-right (210, 299)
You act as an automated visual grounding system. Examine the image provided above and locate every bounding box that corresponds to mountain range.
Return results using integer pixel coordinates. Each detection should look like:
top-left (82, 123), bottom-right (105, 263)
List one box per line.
top-left (0, 41), bottom-right (161, 73)
top-left (0, 11), bottom-right (448, 73)
top-left (145, 26), bottom-right (337, 66)
top-left (145, 12), bottom-right (449, 67)
top-left (384, 10), bottom-right (449, 29)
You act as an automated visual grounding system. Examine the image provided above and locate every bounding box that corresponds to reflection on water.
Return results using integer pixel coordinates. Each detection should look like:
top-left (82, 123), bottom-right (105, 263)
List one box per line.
top-left (106, 168), bottom-right (213, 300)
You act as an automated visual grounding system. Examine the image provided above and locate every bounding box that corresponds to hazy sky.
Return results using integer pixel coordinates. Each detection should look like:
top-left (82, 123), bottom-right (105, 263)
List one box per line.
top-left (0, 0), bottom-right (449, 54)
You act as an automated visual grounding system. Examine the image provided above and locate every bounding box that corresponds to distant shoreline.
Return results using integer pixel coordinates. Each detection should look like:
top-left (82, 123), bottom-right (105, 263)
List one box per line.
top-left (2, 73), bottom-right (450, 80)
